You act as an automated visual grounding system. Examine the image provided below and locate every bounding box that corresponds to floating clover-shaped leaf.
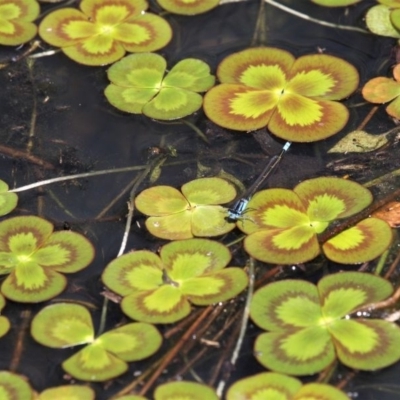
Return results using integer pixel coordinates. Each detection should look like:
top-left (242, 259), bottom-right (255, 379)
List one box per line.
top-left (366, 3), bottom-right (400, 38)
top-left (135, 177), bottom-right (236, 239)
top-left (38, 0), bottom-right (172, 65)
top-left (250, 272), bottom-right (400, 375)
top-left (239, 177), bottom-right (392, 264)
top-left (156, 0), bottom-right (219, 15)
top-left (226, 372), bottom-right (350, 400)
top-left (0, 294), bottom-right (10, 338)
top-left (0, 371), bottom-right (33, 399)
top-left (102, 238), bottom-right (248, 323)
top-left (31, 303), bottom-right (162, 381)
top-left (0, 0), bottom-right (39, 45)
top-left (154, 381), bottom-right (219, 400)
top-left (38, 385), bottom-right (95, 400)
top-left (0, 216), bottom-right (95, 302)
top-left (362, 64), bottom-right (400, 120)
top-left (105, 53), bottom-right (215, 120)
top-left (312, 0), bottom-right (360, 5)
top-left (203, 47), bottom-right (359, 142)
top-left (0, 180), bottom-right (18, 217)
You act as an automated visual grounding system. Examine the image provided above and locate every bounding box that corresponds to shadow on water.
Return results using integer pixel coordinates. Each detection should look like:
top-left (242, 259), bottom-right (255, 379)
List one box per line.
top-left (1, 0), bottom-right (400, 398)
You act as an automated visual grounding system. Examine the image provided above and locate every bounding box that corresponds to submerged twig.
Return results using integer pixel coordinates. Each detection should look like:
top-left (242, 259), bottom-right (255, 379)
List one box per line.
top-left (0, 144), bottom-right (54, 170)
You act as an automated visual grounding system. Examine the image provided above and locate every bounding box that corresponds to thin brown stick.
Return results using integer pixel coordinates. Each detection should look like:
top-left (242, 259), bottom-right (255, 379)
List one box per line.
top-left (384, 249), bottom-right (400, 279)
top-left (356, 106), bottom-right (379, 131)
top-left (9, 310), bottom-right (31, 371)
top-left (0, 144), bottom-right (54, 169)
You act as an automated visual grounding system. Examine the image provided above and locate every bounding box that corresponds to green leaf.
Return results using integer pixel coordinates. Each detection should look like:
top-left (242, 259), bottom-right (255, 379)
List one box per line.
top-left (0, 316), bottom-right (10, 338)
top-left (102, 250), bottom-right (164, 295)
top-left (154, 381), bottom-right (219, 400)
top-left (254, 328), bottom-right (335, 375)
top-left (329, 319), bottom-right (400, 370)
top-left (191, 205), bottom-right (236, 237)
top-left (62, 343), bottom-right (128, 381)
top-left (362, 77), bottom-right (400, 104)
top-left (98, 322), bottom-right (162, 361)
top-left (156, 0), bottom-right (219, 15)
top-left (226, 372), bottom-right (302, 400)
top-left (294, 177), bottom-right (372, 220)
top-left (0, 371), bottom-right (33, 400)
top-left (145, 212), bottom-right (193, 240)
top-left (31, 303), bottom-right (94, 347)
top-left (366, 5), bottom-right (400, 38)
top-left (250, 280), bottom-right (321, 331)
top-left (0, 180), bottom-right (18, 216)
top-left (318, 271), bottom-right (394, 319)
top-left (295, 383), bottom-right (351, 400)
top-left (38, 385), bottom-right (95, 400)
top-left (391, 8), bottom-right (400, 31)
top-left (322, 218), bottom-right (393, 264)
top-left (311, 0), bottom-right (360, 5)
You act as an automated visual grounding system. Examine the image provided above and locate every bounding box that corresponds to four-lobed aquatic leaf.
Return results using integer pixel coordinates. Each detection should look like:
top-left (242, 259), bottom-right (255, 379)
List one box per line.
top-left (156, 0), bottom-right (219, 15)
top-left (105, 53), bottom-right (215, 120)
top-left (226, 372), bottom-right (350, 400)
top-left (0, 215), bottom-right (95, 302)
top-left (154, 381), bottom-right (219, 400)
top-left (0, 0), bottom-right (39, 45)
top-left (102, 238), bottom-right (248, 323)
top-left (239, 177), bottom-right (392, 264)
top-left (38, 0), bottom-right (172, 65)
top-left (366, 3), bottom-right (400, 38)
top-left (312, 0), bottom-right (360, 5)
top-left (362, 63), bottom-right (400, 120)
top-left (0, 180), bottom-right (18, 217)
top-left (135, 177), bottom-right (236, 239)
top-left (250, 272), bottom-right (400, 375)
top-left (0, 293), bottom-right (10, 338)
top-left (203, 47), bottom-right (359, 142)
top-left (38, 385), bottom-right (95, 400)
top-left (0, 371), bottom-right (33, 399)
top-left (31, 303), bottom-right (162, 381)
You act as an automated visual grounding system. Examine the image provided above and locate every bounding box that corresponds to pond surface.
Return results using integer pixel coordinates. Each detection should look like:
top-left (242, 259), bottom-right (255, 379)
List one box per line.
top-left (1, 0), bottom-right (400, 398)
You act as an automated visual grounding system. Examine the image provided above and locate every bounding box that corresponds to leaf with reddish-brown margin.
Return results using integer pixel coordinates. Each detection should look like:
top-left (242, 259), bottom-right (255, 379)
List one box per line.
top-left (154, 381), bottom-right (219, 400)
top-left (366, 5), bottom-right (400, 38)
top-left (31, 303), bottom-right (94, 348)
top-left (156, 0), bottom-right (218, 15)
top-left (136, 186), bottom-right (189, 216)
top-left (294, 177), bottom-right (373, 221)
top-left (39, 385), bottom-right (95, 400)
top-left (98, 322), bottom-right (162, 361)
top-left (286, 54), bottom-right (359, 100)
top-left (145, 212), bottom-right (193, 240)
top-left (62, 344), bottom-right (128, 381)
top-left (160, 238), bottom-right (232, 277)
top-left (362, 77), bottom-right (400, 104)
top-left (226, 372), bottom-right (302, 400)
top-left (102, 250), bottom-right (163, 296)
top-left (0, 0), bottom-right (39, 46)
top-left (2, 266), bottom-right (67, 303)
top-left (250, 280), bottom-right (321, 331)
top-left (322, 217), bottom-right (393, 264)
top-left (121, 286), bottom-right (191, 323)
top-left (386, 94), bottom-right (400, 119)
top-left (203, 84), bottom-right (276, 131)
top-left (33, 231), bottom-right (94, 273)
top-left (0, 371), bottom-right (33, 399)
top-left (182, 177), bottom-right (236, 205)
top-left (80, 0), bottom-right (147, 19)
top-left (269, 98), bottom-right (349, 142)
top-left (116, 396), bottom-right (148, 400)
top-left (238, 188), bottom-right (308, 234)
top-left (120, 13), bottom-right (172, 53)
top-left (0, 180), bottom-right (17, 217)
top-left (296, 383), bottom-right (351, 400)
top-left (216, 47), bottom-right (295, 85)
top-left (191, 205), bottom-right (235, 237)
top-left (0, 216), bottom-right (53, 253)
top-left (143, 87), bottom-right (204, 120)
top-left (254, 328), bottom-right (336, 375)
top-left (181, 268), bottom-right (248, 305)
top-left (318, 271), bottom-right (394, 319)
top-left (329, 319), bottom-right (400, 370)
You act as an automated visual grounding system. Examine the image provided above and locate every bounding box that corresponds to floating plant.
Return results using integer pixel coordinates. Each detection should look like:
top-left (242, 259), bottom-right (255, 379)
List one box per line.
top-left (38, 0), bottom-right (172, 65)
top-left (226, 371), bottom-right (350, 400)
top-left (366, 1), bottom-right (400, 38)
top-left (362, 63), bottom-right (400, 120)
top-left (311, 0), bottom-right (360, 6)
top-left (0, 215), bottom-right (95, 302)
top-left (31, 303), bottom-right (162, 381)
top-left (0, 0), bottom-right (39, 45)
top-left (250, 271), bottom-right (400, 375)
top-left (0, 180), bottom-right (17, 217)
top-left (156, 0), bottom-right (219, 15)
top-left (203, 47), bottom-right (359, 142)
top-left (135, 177), bottom-right (236, 239)
top-left (154, 381), bottom-right (219, 399)
top-left (105, 53), bottom-right (215, 119)
top-left (38, 385), bottom-right (95, 400)
top-left (0, 294), bottom-right (9, 338)
top-left (0, 371), bottom-right (33, 399)
top-left (238, 176), bottom-right (392, 264)
top-left (102, 238), bottom-right (248, 323)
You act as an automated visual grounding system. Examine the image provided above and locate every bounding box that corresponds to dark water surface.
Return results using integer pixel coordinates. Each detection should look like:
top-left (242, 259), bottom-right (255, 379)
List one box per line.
top-left (1, 0), bottom-right (400, 398)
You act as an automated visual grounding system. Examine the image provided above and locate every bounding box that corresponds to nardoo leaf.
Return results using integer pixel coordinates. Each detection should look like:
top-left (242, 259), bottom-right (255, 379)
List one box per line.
top-left (38, 385), bottom-right (95, 400)
top-left (0, 371), bottom-right (33, 400)
top-left (366, 5), bottom-right (400, 38)
top-left (154, 381), bottom-right (219, 400)
top-left (156, 0), bottom-right (219, 15)
top-left (0, 180), bottom-right (18, 216)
